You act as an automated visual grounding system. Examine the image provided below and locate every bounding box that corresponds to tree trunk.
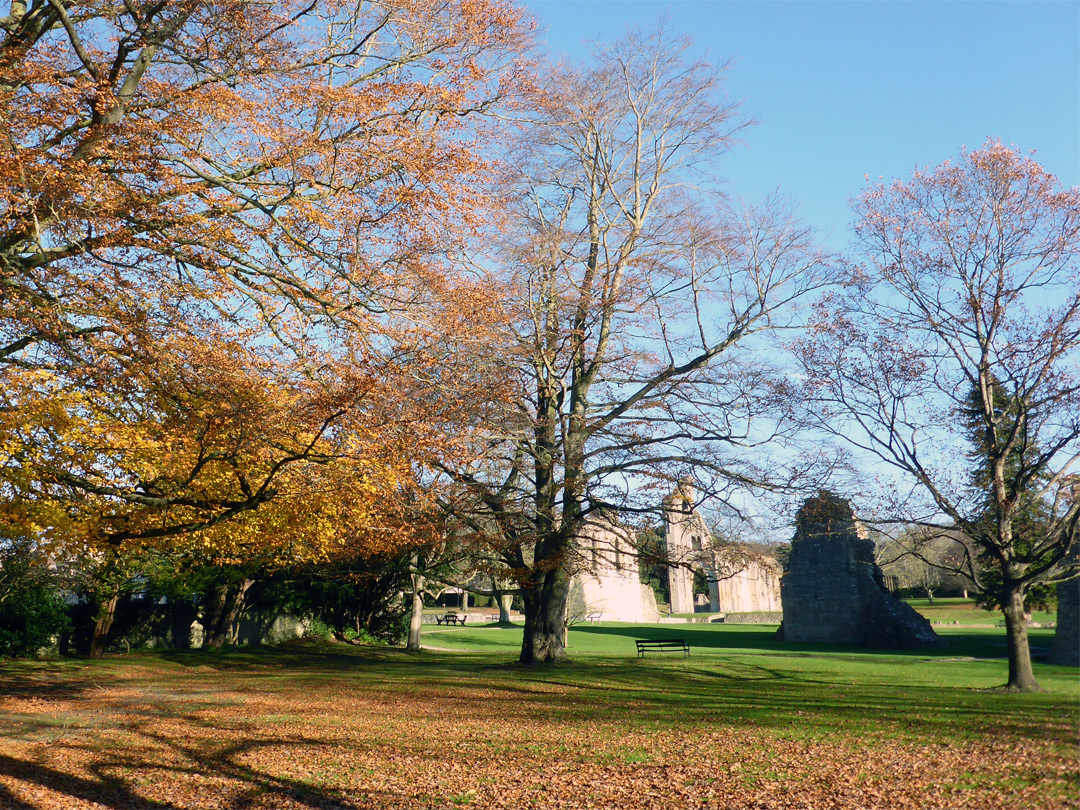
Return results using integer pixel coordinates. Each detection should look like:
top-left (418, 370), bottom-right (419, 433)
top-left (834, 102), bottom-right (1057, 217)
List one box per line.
top-left (221, 578), bottom-right (253, 645)
top-left (499, 594), bottom-right (512, 624)
top-left (88, 589), bottom-right (119, 659)
top-left (407, 566), bottom-right (425, 651)
top-left (203, 582), bottom-right (230, 649)
top-left (1002, 587), bottom-right (1040, 691)
top-left (519, 565), bottom-right (570, 664)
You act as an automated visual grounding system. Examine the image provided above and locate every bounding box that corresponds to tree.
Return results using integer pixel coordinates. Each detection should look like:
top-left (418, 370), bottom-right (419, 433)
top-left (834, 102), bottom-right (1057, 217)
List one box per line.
top-left (0, 536), bottom-right (70, 657)
top-left (439, 28), bottom-right (830, 664)
top-left (799, 141), bottom-right (1080, 690)
top-left (875, 527), bottom-right (969, 603)
top-left (0, 1), bottom-right (531, 552)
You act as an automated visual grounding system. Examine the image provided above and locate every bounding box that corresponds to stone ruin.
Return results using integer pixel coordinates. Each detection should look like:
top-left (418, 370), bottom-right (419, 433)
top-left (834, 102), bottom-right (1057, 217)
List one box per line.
top-left (664, 482), bottom-right (782, 615)
top-left (1050, 571), bottom-right (1079, 667)
top-left (571, 517), bottom-right (660, 623)
top-left (777, 492), bottom-right (945, 648)
top-left (570, 482), bottom-right (782, 623)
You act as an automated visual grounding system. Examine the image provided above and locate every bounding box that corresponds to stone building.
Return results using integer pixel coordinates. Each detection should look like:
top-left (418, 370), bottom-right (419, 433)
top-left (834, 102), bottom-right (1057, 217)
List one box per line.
top-left (663, 482), bottom-right (782, 614)
top-left (777, 492), bottom-right (944, 648)
top-left (663, 483), bottom-right (712, 613)
top-left (571, 518), bottom-right (659, 623)
top-left (1050, 572), bottom-right (1079, 667)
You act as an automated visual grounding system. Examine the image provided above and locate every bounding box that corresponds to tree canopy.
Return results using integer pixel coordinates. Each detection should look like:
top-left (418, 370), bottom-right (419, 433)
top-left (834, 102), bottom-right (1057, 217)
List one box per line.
top-left (798, 141), bottom-right (1080, 690)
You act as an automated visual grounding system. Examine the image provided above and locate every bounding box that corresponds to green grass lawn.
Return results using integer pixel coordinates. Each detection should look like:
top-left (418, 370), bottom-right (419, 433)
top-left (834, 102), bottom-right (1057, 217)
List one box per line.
top-left (0, 618), bottom-right (1076, 809)
top-left (423, 619), bottom-right (1075, 694)
top-left (904, 596), bottom-right (1056, 625)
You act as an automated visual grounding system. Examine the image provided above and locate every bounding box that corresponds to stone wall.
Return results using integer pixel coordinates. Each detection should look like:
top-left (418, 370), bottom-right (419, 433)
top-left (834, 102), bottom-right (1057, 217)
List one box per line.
top-left (572, 517), bottom-right (659, 623)
top-left (720, 611), bottom-right (783, 624)
top-left (714, 558), bottom-right (782, 613)
top-left (1050, 576), bottom-right (1079, 666)
top-left (664, 482), bottom-right (782, 615)
top-left (778, 492), bottom-right (944, 649)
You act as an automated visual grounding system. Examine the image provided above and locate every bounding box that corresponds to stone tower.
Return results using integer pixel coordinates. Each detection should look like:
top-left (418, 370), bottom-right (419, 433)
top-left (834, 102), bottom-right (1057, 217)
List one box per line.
top-left (663, 481), bottom-right (712, 613)
top-left (778, 492), bottom-right (944, 648)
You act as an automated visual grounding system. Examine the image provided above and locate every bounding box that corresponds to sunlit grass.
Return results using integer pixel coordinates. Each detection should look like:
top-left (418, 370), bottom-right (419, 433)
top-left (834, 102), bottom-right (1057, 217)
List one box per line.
top-left (1, 624), bottom-right (1076, 809)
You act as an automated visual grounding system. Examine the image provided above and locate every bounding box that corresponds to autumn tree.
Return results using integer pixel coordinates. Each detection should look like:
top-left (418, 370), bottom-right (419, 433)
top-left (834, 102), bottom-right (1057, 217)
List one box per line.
top-left (799, 142), bottom-right (1080, 690)
top-left (0, 1), bottom-right (531, 555)
top-left (439, 29), bottom-right (831, 664)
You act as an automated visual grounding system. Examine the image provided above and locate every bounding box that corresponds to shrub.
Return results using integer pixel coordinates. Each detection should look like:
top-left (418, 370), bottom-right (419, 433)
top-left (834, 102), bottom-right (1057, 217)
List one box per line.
top-left (0, 584), bottom-right (70, 657)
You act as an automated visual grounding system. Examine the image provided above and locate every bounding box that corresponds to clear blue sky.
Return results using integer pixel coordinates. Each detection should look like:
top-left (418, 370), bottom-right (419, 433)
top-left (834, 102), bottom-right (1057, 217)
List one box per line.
top-left (522, 1), bottom-right (1080, 250)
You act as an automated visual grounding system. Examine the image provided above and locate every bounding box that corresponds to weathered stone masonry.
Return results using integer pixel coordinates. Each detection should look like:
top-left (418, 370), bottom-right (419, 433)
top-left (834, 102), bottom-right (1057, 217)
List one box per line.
top-left (778, 492), bottom-right (944, 649)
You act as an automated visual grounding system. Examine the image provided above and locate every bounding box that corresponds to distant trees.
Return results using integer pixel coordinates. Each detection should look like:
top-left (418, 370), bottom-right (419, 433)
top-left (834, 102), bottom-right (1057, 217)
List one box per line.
top-left (875, 529), bottom-right (970, 603)
top-left (799, 142), bottom-right (1080, 690)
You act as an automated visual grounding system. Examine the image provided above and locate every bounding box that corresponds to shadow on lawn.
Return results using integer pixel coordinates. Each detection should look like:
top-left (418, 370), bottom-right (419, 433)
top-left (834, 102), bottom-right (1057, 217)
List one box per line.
top-left (571, 622), bottom-right (1050, 660)
top-left (0, 711), bottom-right (393, 810)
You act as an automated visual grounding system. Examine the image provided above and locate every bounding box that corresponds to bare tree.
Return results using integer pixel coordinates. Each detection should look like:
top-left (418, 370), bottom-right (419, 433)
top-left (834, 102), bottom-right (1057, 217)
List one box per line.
top-left (798, 142), bottom-right (1080, 690)
top-left (440, 28), bottom-right (832, 664)
top-left (875, 528), bottom-right (970, 603)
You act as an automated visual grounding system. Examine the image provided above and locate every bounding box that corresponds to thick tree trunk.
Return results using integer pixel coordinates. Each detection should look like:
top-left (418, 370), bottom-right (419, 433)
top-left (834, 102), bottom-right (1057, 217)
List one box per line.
top-left (407, 568), bottom-right (425, 651)
top-left (88, 589), bottom-right (119, 659)
top-left (203, 583), bottom-right (230, 649)
top-left (1002, 587), bottom-right (1040, 691)
top-left (519, 566), bottom-right (570, 664)
top-left (221, 578), bottom-right (253, 645)
top-left (499, 594), bottom-right (512, 624)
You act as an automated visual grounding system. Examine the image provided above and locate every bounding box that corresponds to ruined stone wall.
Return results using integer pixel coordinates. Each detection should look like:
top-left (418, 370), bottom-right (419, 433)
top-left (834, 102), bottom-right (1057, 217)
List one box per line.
top-left (778, 492), bottom-right (944, 649)
top-left (715, 559), bottom-right (782, 614)
top-left (664, 483), bottom-right (783, 615)
top-left (572, 518), bottom-right (659, 623)
top-left (1050, 576), bottom-right (1079, 666)
top-left (663, 485), bottom-right (708, 614)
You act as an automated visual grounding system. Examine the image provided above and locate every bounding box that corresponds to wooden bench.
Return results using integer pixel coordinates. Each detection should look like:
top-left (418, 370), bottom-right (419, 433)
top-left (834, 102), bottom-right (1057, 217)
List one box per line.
top-left (636, 638), bottom-right (690, 658)
top-left (435, 612), bottom-right (467, 626)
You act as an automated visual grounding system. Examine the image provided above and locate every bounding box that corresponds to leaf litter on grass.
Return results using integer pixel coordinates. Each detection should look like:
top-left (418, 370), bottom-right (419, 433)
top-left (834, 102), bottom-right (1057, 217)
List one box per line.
top-left (0, 649), bottom-right (1075, 809)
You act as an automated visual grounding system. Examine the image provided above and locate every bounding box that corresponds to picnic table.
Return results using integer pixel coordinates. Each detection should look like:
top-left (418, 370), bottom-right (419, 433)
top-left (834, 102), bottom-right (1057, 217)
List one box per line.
top-left (436, 612), bottom-right (467, 626)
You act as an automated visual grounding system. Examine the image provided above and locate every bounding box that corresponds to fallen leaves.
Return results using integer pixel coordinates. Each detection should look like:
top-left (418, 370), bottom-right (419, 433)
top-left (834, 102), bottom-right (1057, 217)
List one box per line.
top-left (0, 654), bottom-right (1075, 809)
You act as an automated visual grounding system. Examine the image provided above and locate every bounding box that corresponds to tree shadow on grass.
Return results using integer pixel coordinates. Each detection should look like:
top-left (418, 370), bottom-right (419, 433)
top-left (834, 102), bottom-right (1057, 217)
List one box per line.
top-left (0, 713), bottom-right (398, 810)
top-left (570, 622), bottom-right (1036, 660)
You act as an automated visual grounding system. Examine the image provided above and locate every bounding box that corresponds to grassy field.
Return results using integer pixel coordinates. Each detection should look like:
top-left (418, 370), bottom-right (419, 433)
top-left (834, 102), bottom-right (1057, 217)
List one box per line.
top-left (904, 597), bottom-right (1057, 626)
top-left (1, 620), bottom-right (1076, 809)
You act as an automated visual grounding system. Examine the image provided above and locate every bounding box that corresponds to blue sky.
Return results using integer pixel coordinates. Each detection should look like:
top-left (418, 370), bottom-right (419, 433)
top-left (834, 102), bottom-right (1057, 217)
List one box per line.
top-left (522, 1), bottom-right (1079, 251)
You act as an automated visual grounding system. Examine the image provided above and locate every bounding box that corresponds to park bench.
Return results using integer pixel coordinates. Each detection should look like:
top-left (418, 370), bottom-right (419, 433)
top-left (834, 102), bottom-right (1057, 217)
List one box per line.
top-left (436, 612), bottom-right (467, 626)
top-left (585, 612), bottom-right (603, 623)
top-left (635, 638), bottom-right (690, 658)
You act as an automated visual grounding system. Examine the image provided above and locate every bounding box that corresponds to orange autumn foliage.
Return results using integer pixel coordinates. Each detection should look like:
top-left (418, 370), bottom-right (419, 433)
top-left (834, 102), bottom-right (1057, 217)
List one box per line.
top-left (0, 1), bottom-right (533, 558)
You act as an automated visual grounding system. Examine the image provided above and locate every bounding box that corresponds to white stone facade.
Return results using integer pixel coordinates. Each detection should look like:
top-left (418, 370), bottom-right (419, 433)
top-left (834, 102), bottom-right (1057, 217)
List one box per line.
top-left (714, 556), bottom-right (782, 613)
top-left (664, 483), bottom-right (782, 614)
top-left (572, 518), bottom-right (659, 623)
